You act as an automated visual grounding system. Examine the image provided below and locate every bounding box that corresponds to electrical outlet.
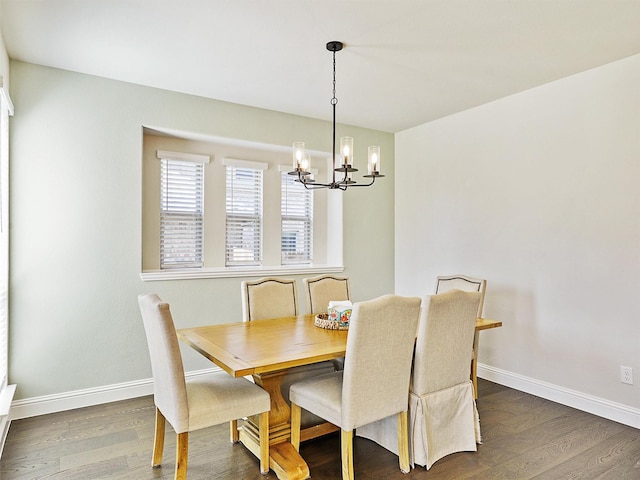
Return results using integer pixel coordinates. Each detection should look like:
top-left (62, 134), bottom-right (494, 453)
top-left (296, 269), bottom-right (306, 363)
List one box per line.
top-left (621, 366), bottom-right (633, 385)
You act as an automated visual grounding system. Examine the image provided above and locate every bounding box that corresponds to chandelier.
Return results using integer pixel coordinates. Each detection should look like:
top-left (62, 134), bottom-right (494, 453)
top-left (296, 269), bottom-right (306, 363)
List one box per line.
top-left (289, 41), bottom-right (384, 190)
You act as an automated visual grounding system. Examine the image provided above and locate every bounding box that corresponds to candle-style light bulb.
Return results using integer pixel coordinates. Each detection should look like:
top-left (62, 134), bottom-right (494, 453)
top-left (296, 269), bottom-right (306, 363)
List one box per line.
top-left (301, 153), bottom-right (311, 172)
top-left (368, 146), bottom-right (380, 174)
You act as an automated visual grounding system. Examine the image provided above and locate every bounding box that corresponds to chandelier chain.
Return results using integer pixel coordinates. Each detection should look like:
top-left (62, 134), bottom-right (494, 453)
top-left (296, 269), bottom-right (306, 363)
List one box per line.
top-left (331, 50), bottom-right (338, 106)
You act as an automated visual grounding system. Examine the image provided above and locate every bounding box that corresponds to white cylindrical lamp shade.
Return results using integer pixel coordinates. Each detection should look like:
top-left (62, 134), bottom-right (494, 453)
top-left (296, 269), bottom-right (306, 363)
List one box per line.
top-left (340, 137), bottom-right (353, 167)
top-left (293, 142), bottom-right (305, 170)
top-left (368, 146), bottom-right (380, 174)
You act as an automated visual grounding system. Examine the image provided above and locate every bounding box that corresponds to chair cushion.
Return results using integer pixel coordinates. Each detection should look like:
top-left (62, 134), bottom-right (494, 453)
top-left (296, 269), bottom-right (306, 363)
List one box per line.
top-left (280, 363), bottom-right (337, 428)
top-left (290, 371), bottom-right (344, 428)
top-left (184, 372), bottom-right (270, 433)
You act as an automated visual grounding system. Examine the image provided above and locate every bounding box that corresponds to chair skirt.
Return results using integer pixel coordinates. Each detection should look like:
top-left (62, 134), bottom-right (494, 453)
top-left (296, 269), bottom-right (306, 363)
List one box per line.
top-left (357, 380), bottom-right (481, 469)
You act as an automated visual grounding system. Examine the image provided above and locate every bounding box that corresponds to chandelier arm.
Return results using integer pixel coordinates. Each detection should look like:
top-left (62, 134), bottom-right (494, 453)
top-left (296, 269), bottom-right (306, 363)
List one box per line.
top-left (301, 181), bottom-right (334, 190)
top-left (294, 171), bottom-right (332, 189)
top-left (292, 171), bottom-right (347, 190)
top-left (344, 177), bottom-right (377, 188)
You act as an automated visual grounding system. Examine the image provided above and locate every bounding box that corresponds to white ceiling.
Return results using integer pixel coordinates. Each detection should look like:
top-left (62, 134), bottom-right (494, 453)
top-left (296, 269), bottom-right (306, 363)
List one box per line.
top-left (1, 0), bottom-right (639, 133)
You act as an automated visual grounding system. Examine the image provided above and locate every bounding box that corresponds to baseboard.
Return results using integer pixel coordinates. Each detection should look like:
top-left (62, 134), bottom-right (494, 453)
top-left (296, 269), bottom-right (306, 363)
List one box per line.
top-left (478, 363), bottom-right (640, 429)
top-left (10, 365), bottom-right (640, 429)
top-left (9, 368), bottom-right (220, 420)
top-left (0, 384), bottom-right (16, 459)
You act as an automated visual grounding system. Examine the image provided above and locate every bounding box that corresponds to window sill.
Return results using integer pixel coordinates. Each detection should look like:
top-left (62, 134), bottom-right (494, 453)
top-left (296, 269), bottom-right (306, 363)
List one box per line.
top-left (140, 264), bottom-right (344, 281)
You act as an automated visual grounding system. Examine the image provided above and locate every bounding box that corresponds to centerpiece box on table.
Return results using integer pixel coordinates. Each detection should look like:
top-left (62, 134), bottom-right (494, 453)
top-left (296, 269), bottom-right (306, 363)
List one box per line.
top-left (314, 300), bottom-right (353, 330)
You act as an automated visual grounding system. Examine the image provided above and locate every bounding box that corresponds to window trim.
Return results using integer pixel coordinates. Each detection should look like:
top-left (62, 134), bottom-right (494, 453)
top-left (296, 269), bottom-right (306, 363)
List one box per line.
top-left (157, 150), bottom-right (210, 164)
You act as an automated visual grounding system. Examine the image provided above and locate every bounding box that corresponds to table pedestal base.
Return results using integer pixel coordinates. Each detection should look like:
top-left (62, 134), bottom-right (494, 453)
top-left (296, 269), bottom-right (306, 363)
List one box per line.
top-left (237, 370), bottom-right (339, 479)
top-left (239, 424), bottom-right (309, 480)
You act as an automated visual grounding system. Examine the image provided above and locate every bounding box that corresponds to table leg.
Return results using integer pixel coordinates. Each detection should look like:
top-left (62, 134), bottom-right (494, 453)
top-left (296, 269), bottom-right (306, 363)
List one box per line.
top-left (239, 370), bottom-right (310, 480)
top-left (472, 330), bottom-right (479, 399)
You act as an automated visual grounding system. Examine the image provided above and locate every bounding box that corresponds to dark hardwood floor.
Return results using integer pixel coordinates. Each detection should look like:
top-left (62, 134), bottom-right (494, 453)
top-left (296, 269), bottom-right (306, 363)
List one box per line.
top-left (2, 379), bottom-right (639, 479)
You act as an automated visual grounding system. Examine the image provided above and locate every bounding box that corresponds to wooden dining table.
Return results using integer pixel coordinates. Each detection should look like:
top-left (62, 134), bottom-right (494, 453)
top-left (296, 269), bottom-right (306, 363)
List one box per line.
top-left (177, 314), bottom-right (502, 480)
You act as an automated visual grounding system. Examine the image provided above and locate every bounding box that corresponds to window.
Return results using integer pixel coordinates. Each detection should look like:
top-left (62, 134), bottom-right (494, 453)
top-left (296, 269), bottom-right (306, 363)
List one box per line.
top-left (281, 172), bottom-right (313, 264)
top-left (224, 158), bottom-right (266, 266)
top-left (158, 150), bottom-right (209, 269)
top-left (141, 130), bottom-right (342, 280)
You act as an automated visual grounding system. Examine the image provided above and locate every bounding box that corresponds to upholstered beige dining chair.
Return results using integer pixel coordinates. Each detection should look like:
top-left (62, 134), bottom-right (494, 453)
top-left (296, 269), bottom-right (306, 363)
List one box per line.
top-left (302, 274), bottom-right (351, 314)
top-left (303, 274), bottom-right (351, 370)
top-left (138, 293), bottom-right (271, 479)
top-left (435, 275), bottom-right (486, 315)
top-left (357, 289), bottom-right (482, 470)
top-left (241, 276), bottom-right (299, 321)
top-left (289, 295), bottom-right (422, 480)
top-left (435, 274), bottom-right (487, 398)
top-left (240, 277), bottom-right (336, 430)
top-left (410, 289), bottom-right (482, 468)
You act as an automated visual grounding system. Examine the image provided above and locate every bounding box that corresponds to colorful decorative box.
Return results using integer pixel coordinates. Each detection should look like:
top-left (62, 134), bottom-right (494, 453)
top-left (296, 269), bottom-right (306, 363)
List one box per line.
top-left (329, 301), bottom-right (353, 328)
top-left (314, 300), bottom-right (353, 330)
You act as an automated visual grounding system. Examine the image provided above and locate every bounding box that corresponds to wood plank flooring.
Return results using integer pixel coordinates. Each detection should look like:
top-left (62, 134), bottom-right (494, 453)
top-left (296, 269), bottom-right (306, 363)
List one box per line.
top-left (1, 380), bottom-right (639, 479)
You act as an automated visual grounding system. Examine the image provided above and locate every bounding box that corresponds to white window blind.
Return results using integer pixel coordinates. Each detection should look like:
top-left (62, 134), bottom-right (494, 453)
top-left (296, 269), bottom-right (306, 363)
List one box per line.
top-left (159, 151), bottom-right (208, 269)
top-left (225, 159), bottom-right (265, 266)
top-left (281, 172), bottom-right (313, 265)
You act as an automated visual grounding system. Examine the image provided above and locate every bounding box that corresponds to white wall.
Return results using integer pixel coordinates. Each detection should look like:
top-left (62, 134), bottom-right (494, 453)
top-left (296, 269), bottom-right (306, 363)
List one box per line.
top-left (395, 55), bottom-right (640, 422)
top-left (0, 6), bottom-right (9, 85)
top-left (8, 61), bottom-right (395, 403)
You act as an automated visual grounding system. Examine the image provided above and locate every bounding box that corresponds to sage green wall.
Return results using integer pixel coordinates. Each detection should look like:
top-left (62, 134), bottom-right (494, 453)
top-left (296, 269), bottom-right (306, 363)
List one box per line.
top-left (8, 60), bottom-right (394, 400)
